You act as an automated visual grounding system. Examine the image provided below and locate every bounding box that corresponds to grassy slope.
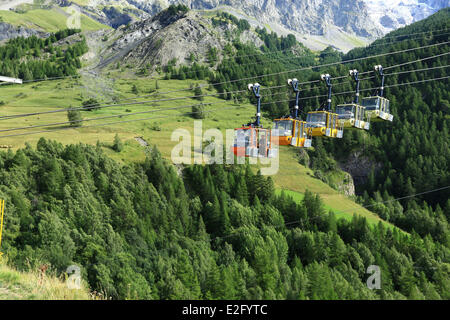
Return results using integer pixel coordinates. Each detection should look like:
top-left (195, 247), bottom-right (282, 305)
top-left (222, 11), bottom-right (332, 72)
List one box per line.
top-left (273, 148), bottom-right (386, 226)
top-left (0, 76), bottom-right (399, 231)
top-left (0, 261), bottom-right (92, 300)
top-left (0, 8), bottom-right (109, 32)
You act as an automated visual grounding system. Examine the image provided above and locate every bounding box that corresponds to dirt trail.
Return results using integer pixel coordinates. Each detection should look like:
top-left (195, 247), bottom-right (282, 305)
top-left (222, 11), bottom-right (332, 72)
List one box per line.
top-left (134, 136), bottom-right (149, 147)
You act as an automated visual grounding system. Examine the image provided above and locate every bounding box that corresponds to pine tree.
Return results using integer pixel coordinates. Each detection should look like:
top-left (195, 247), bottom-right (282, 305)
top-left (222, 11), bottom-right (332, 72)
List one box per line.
top-left (113, 134), bottom-right (124, 152)
top-left (65, 108), bottom-right (82, 127)
top-left (194, 86), bottom-right (204, 101)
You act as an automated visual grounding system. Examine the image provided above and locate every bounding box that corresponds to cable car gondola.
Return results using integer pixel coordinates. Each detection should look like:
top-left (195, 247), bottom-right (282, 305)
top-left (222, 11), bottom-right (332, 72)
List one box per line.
top-left (232, 83), bottom-right (277, 158)
top-left (361, 65), bottom-right (394, 122)
top-left (336, 69), bottom-right (370, 130)
top-left (272, 78), bottom-right (312, 148)
top-left (305, 74), bottom-right (343, 138)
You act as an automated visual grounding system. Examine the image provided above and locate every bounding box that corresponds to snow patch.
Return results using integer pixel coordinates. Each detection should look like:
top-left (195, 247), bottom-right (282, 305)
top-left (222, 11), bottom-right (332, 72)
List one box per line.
top-left (363, 0), bottom-right (449, 34)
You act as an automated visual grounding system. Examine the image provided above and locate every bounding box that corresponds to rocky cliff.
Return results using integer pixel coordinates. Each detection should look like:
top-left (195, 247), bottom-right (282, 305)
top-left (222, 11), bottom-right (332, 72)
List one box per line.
top-left (125, 0), bottom-right (449, 37)
top-left (127, 0), bottom-right (383, 38)
top-left (93, 8), bottom-right (284, 70)
top-left (0, 23), bottom-right (48, 42)
top-left (339, 151), bottom-right (381, 187)
top-left (364, 0), bottom-right (449, 33)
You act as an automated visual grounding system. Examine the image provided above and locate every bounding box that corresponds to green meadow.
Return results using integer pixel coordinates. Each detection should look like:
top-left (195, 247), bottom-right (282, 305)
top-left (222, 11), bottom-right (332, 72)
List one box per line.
top-left (0, 8), bottom-right (109, 32)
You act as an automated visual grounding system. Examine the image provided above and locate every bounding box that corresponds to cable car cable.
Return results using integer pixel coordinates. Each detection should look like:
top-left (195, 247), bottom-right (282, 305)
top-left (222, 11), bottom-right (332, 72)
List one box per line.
top-left (2, 33), bottom-right (450, 85)
top-left (2, 48), bottom-right (447, 122)
top-left (0, 75), bottom-right (447, 138)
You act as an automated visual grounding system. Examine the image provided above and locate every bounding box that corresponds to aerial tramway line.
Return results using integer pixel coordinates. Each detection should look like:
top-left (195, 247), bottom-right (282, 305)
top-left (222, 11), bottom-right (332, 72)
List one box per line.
top-left (272, 78), bottom-right (312, 148)
top-left (3, 42), bottom-right (449, 143)
top-left (336, 69), bottom-right (370, 130)
top-left (232, 62), bottom-right (400, 156)
top-left (304, 74), bottom-right (344, 138)
top-left (232, 83), bottom-right (277, 159)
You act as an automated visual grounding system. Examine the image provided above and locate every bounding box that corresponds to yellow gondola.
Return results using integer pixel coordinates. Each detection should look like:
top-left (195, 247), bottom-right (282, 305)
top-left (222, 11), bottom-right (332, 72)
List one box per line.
top-left (306, 111), bottom-right (343, 138)
top-left (305, 74), bottom-right (343, 138)
top-left (361, 65), bottom-right (394, 122)
top-left (336, 104), bottom-right (369, 129)
top-left (336, 69), bottom-right (370, 130)
top-left (361, 96), bottom-right (393, 122)
top-left (272, 78), bottom-right (312, 148)
top-left (273, 118), bottom-right (312, 147)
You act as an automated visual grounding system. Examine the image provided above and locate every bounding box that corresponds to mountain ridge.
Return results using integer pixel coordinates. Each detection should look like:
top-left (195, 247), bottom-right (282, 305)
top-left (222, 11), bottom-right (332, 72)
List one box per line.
top-left (4, 0), bottom-right (447, 52)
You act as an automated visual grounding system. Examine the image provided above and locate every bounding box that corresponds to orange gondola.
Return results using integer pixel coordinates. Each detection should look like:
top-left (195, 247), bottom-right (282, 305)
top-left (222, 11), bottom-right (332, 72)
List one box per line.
top-left (232, 83), bottom-right (278, 158)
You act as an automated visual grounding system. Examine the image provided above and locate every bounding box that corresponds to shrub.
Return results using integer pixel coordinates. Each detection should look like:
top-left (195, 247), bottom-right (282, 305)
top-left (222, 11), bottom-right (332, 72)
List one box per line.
top-left (67, 109), bottom-right (83, 127)
top-left (192, 104), bottom-right (206, 119)
top-left (113, 134), bottom-right (123, 152)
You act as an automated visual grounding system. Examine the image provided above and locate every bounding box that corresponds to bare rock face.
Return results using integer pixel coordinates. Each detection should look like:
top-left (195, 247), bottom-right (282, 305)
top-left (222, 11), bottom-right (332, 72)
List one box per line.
top-left (95, 9), bottom-right (265, 70)
top-left (122, 10), bottom-right (230, 68)
top-left (125, 0), bottom-right (383, 38)
top-left (239, 30), bottom-right (264, 48)
top-left (0, 23), bottom-right (48, 42)
top-left (340, 151), bottom-right (381, 187)
top-left (95, 9), bottom-right (187, 69)
top-left (337, 171), bottom-right (355, 196)
top-left (125, 0), bottom-right (449, 37)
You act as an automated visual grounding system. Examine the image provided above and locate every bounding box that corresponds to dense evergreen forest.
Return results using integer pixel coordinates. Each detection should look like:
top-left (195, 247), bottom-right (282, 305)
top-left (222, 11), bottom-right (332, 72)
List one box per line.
top-left (0, 140), bottom-right (448, 299)
top-left (0, 28), bottom-right (88, 80)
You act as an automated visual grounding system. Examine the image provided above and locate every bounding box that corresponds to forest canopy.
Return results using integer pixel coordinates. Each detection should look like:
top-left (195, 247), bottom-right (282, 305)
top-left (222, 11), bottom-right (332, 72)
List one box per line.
top-left (0, 140), bottom-right (448, 299)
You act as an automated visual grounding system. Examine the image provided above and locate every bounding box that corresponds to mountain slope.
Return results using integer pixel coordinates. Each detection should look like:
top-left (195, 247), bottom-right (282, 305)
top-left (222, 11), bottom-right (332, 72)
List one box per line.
top-left (65, 0), bottom-right (449, 51)
top-left (2, 0), bottom-right (448, 51)
top-left (127, 0), bottom-right (381, 37)
top-left (0, 5), bottom-right (109, 34)
top-left (0, 139), bottom-right (447, 300)
top-left (93, 8), bottom-right (300, 71)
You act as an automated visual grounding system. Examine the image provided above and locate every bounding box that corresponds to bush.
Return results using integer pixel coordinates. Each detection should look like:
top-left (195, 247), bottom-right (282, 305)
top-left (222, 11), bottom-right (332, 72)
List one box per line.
top-left (167, 4), bottom-right (189, 16)
top-left (192, 104), bottom-right (206, 119)
top-left (82, 98), bottom-right (100, 111)
top-left (150, 123), bottom-right (161, 131)
top-left (193, 86), bottom-right (204, 101)
top-left (67, 109), bottom-right (82, 127)
top-left (113, 134), bottom-right (123, 152)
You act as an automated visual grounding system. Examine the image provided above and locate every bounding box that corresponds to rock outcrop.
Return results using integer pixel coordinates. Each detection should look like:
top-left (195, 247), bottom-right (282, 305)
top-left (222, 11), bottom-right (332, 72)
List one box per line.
top-left (127, 0), bottom-right (383, 38)
top-left (339, 151), bottom-right (381, 187)
top-left (94, 9), bottom-right (280, 70)
top-left (337, 171), bottom-right (356, 196)
top-left (0, 23), bottom-right (48, 42)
